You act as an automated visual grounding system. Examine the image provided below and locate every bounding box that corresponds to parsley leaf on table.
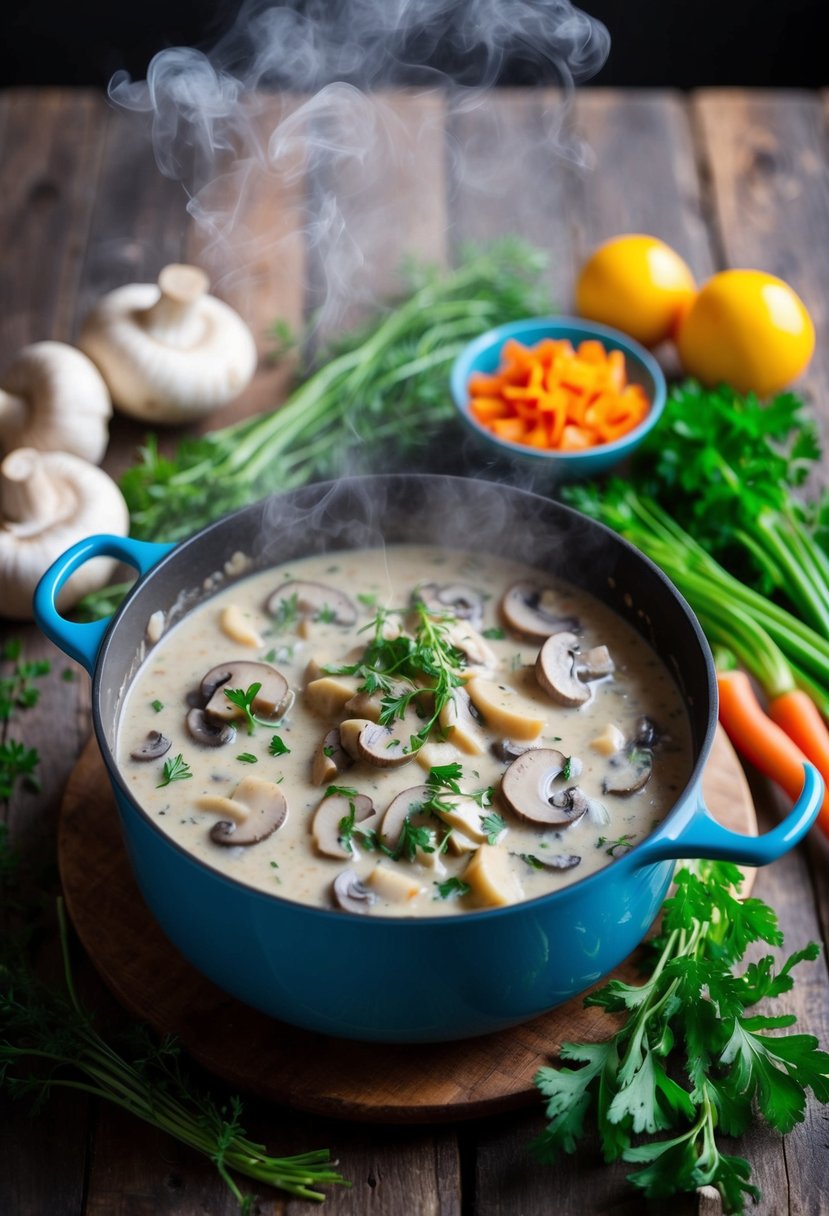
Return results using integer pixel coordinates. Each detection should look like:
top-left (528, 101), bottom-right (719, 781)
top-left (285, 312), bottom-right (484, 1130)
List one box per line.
top-left (532, 858), bottom-right (829, 1214)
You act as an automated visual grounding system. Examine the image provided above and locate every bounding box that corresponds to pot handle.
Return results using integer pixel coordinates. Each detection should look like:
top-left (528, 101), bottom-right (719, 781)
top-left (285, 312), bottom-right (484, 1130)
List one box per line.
top-left (632, 762), bottom-right (823, 869)
top-left (34, 535), bottom-right (175, 675)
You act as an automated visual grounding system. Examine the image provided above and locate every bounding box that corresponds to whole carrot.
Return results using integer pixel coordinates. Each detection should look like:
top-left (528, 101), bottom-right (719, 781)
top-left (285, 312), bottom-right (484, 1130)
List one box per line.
top-left (717, 670), bottom-right (829, 838)
top-left (768, 687), bottom-right (829, 838)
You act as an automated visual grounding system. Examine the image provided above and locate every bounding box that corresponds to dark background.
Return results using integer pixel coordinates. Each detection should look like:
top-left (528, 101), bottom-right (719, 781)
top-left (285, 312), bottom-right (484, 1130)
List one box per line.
top-left (2, 0), bottom-right (826, 89)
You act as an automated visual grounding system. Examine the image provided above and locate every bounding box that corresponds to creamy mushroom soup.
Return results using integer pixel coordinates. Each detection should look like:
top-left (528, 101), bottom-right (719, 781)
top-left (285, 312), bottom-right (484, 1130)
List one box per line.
top-left (117, 545), bottom-right (693, 917)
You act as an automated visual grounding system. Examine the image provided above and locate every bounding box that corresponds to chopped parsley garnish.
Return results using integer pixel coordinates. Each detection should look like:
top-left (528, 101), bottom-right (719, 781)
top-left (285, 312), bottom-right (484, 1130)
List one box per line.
top-left (481, 812), bottom-right (506, 845)
top-left (597, 833), bottom-right (637, 856)
top-left (156, 754), bottom-right (193, 788)
top-left (434, 877), bottom-right (471, 900)
top-left (270, 592), bottom-right (299, 633)
top-left (237, 753), bottom-right (257, 764)
top-left (325, 602), bottom-right (466, 752)
top-left (269, 734), bottom-right (291, 756)
top-left (561, 755), bottom-right (573, 781)
top-left (482, 626), bottom-right (506, 640)
top-left (357, 592), bottom-right (378, 608)
top-left (394, 815), bottom-right (436, 862)
top-left (151, 699), bottom-right (164, 713)
top-left (518, 852), bottom-right (545, 870)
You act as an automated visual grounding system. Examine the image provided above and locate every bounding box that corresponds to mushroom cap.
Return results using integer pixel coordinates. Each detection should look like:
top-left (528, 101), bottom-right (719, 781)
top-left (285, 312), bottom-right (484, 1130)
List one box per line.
top-left (535, 631), bottom-right (591, 707)
top-left (379, 784), bottom-right (433, 850)
top-left (414, 582), bottom-right (484, 627)
top-left (603, 748), bottom-right (654, 795)
top-left (312, 791), bottom-right (376, 859)
top-left (332, 869), bottom-right (377, 914)
top-left (267, 580), bottom-right (358, 628)
top-left (354, 717), bottom-right (420, 768)
top-left (130, 731), bottom-right (172, 761)
top-left (200, 660), bottom-right (291, 722)
top-left (0, 448), bottom-right (129, 620)
top-left (500, 748), bottom-right (589, 827)
top-left (186, 707), bottom-right (237, 747)
top-left (500, 582), bottom-right (579, 643)
top-left (78, 273), bottom-right (258, 424)
top-left (209, 777), bottom-right (288, 846)
top-left (0, 341), bottom-right (112, 463)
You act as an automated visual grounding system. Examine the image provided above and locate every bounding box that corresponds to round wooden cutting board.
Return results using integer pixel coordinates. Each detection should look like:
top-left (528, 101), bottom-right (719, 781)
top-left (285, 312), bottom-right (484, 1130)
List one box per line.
top-left (59, 728), bottom-right (756, 1124)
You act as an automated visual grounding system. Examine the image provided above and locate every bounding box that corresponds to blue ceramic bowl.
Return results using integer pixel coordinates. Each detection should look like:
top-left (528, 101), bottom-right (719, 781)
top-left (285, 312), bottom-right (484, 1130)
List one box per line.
top-left (450, 316), bottom-right (667, 483)
top-left (35, 476), bottom-right (821, 1043)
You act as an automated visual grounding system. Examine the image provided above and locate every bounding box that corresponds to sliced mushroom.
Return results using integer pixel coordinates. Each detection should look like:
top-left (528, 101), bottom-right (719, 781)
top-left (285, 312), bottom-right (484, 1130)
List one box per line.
top-left (575, 645), bottom-right (615, 680)
top-left (549, 786), bottom-right (590, 820)
top-left (201, 660), bottom-right (291, 723)
top-left (186, 708), bottom-right (236, 747)
top-left (332, 870), bottom-right (376, 914)
top-left (490, 738), bottom-right (538, 763)
top-left (632, 716), bottom-right (666, 749)
top-left (500, 582), bottom-right (579, 642)
top-left (603, 748), bottom-right (654, 795)
top-left (208, 777), bottom-right (288, 846)
top-left (130, 730), bottom-right (171, 761)
top-left (500, 749), bottom-right (589, 827)
top-left (312, 791), bottom-right (376, 860)
top-left (341, 714), bottom-right (420, 769)
top-left (535, 632), bottom-right (591, 707)
top-left (266, 580), bottom-right (357, 628)
top-left (446, 621), bottom-right (497, 672)
top-left (311, 728), bottom-right (353, 785)
top-left (413, 582), bottom-right (484, 626)
top-left (379, 785), bottom-right (432, 850)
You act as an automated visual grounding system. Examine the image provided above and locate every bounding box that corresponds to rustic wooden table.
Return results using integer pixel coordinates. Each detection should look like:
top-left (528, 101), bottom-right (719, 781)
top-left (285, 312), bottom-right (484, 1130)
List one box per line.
top-left (2, 86), bottom-right (829, 1215)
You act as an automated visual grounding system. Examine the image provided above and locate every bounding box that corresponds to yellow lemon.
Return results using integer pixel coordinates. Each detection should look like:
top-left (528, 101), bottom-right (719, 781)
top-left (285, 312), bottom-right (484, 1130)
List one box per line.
top-left (676, 269), bottom-right (815, 397)
top-left (575, 234), bottom-right (697, 348)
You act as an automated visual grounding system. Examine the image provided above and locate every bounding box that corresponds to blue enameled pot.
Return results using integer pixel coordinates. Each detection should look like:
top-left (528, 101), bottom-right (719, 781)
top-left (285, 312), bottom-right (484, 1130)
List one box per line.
top-left (34, 475), bottom-right (822, 1043)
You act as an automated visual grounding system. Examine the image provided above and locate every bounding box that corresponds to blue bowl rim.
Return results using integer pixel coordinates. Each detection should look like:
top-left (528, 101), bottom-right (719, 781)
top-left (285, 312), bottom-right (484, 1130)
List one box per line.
top-left (450, 315), bottom-right (667, 463)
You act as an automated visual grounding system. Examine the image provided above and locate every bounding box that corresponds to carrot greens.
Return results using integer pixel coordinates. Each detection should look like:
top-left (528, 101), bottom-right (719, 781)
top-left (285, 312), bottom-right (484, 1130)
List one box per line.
top-left (533, 859), bottom-right (829, 1213)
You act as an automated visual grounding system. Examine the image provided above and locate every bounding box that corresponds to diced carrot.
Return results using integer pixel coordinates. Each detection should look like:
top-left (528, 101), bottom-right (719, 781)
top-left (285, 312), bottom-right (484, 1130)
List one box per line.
top-left (492, 417), bottom-right (528, 443)
top-left (468, 371), bottom-right (503, 396)
top-left (559, 424), bottom-right (592, 451)
top-left (465, 334), bottom-right (651, 454)
top-left (470, 397), bottom-right (510, 423)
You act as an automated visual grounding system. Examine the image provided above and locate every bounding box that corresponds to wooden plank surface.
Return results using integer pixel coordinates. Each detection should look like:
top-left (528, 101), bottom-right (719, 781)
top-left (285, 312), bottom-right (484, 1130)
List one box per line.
top-left (1, 85), bottom-right (829, 1216)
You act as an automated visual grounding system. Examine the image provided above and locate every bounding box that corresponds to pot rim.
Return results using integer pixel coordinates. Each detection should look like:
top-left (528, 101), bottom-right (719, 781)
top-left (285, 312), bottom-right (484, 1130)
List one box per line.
top-left (90, 473), bottom-right (717, 923)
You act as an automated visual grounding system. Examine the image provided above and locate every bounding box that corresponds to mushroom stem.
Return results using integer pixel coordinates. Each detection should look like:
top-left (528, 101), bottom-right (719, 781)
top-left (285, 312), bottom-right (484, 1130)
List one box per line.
top-left (1, 447), bottom-right (71, 527)
top-left (0, 389), bottom-right (26, 432)
top-left (141, 264), bottom-right (210, 347)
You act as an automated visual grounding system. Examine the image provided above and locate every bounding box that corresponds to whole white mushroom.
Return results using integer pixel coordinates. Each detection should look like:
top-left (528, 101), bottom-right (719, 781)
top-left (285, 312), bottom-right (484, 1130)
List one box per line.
top-left (0, 447), bottom-right (129, 619)
top-left (79, 264), bottom-right (258, 424)
top-left (0, 341), bottom-right (112, 464)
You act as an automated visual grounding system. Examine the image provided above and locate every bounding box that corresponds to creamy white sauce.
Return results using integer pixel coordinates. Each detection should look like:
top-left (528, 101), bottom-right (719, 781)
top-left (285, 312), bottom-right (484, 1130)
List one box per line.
top-left (116, 545), bottom-right (692, 917)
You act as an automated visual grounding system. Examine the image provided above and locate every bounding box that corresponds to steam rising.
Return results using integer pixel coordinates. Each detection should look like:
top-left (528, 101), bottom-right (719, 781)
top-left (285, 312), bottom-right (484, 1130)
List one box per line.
top-left (109, 0), bottom-right (609, 326)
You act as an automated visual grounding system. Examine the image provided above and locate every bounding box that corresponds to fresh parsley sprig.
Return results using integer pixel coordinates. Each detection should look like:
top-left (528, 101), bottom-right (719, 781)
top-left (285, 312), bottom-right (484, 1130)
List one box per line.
top-left (532, 859), bottom-right (829, 1213)
top-left (156, 754), bottom-right (193, 788)
top-left (327, 603), bottom-right (467, 753)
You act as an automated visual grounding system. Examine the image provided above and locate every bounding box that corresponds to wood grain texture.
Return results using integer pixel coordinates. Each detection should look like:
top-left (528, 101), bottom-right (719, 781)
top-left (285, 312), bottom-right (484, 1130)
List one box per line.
top-left (693, 90), bottom-right (829, 464)
top-left (0, 86), bottom-right (108, 1216)
top-left (58, 729), bottom-right (755, 1124)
